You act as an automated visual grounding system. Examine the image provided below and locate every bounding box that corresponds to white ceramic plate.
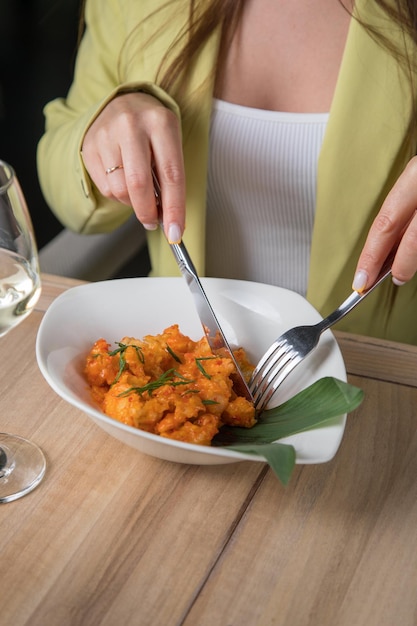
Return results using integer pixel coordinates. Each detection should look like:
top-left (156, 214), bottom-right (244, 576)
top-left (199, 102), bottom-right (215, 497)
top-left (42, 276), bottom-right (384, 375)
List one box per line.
top-left (36, 277), bottom-right (346, 466)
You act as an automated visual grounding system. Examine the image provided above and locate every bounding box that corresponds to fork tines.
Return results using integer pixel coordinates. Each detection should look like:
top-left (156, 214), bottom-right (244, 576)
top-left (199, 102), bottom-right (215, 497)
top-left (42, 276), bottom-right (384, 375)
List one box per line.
top-left (249, 340), bottom-right (301, 412)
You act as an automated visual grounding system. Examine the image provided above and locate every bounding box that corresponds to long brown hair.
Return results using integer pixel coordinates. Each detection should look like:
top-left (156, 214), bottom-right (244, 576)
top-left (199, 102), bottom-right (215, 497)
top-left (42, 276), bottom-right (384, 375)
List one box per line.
top-left (155, 0), bottom-right (244, 94)
top-left (356, 0), bottom-right (417, 69)
top-left (371, 0), bottom-right (417, 44)
top-left (152, 0), bottom-right (417, 94)
top-left (78, 1), bottom-right (417, 94)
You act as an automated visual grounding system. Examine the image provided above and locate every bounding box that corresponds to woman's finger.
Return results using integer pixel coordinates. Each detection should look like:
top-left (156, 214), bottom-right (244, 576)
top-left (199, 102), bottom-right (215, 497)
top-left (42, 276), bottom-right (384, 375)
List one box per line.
top-left (81, 92), bottom-right (185, 236)
top-left (353, 157), bottom-right (417, 291)
top-left (390, 209), bottom-right (417, 284)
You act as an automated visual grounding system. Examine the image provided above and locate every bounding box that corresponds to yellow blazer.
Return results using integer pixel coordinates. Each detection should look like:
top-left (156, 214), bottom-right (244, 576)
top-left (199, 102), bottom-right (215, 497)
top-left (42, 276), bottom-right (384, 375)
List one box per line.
top-left (37, 0), bottom-right (417, 344)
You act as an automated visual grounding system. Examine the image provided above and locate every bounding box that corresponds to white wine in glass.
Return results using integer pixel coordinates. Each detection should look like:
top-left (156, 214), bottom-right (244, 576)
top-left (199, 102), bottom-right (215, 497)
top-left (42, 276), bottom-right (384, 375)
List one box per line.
top-left (0, 159), bottom-right (46, 503)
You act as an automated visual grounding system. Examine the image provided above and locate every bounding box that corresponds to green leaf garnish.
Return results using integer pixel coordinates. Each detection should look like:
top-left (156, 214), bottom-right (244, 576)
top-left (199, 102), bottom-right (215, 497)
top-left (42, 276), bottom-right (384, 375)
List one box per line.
top-left (214, 377), bottom-right (364, 485)
top-left (225, 443), bottom-right (296, 486)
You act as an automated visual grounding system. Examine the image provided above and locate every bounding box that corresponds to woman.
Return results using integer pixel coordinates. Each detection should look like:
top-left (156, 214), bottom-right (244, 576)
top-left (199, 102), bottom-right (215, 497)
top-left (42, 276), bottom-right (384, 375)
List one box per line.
top-left (37, 0), bottom-right (417, 343)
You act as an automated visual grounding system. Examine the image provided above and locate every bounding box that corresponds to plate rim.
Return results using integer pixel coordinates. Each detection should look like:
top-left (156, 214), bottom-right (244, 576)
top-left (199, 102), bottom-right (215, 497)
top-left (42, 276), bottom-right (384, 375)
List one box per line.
top-left (36, 276), bottom-right (347, 466)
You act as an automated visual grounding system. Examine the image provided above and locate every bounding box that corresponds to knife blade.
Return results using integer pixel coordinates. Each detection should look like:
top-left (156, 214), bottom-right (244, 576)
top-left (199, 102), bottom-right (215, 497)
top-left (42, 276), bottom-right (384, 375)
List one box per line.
top-left (152, 171), bottom-right (253, 403)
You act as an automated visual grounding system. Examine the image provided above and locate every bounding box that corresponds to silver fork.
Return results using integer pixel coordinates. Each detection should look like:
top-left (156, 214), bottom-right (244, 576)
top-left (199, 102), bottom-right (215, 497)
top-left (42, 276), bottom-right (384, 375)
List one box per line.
top-left (249, 258), bottom-right (393, 412)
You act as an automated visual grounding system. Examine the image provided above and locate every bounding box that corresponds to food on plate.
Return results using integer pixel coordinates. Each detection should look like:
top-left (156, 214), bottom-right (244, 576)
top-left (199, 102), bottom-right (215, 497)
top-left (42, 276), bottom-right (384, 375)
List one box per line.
top-left (84, 324), bottom-right (256, 445)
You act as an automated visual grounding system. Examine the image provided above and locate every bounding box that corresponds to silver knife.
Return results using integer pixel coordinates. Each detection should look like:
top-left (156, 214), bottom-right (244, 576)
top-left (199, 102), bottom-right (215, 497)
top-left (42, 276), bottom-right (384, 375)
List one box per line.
top-left (152, 170), bottom-right (253, 403)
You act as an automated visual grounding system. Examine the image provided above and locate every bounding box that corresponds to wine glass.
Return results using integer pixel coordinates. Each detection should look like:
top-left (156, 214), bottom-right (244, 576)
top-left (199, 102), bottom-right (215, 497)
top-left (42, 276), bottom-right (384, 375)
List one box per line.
top-left (0, 159), bottom-right (46, 503)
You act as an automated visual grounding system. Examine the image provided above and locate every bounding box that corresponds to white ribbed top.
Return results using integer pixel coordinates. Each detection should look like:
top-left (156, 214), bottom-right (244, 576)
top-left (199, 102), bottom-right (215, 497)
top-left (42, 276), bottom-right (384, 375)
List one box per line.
top-left (205, 99), bottom-right (329, 295)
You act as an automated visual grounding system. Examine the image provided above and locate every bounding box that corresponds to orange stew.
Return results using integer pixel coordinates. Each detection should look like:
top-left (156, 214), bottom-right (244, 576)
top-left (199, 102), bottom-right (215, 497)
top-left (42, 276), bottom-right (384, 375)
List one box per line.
top-left (84, 324), bottom-right (256, 445)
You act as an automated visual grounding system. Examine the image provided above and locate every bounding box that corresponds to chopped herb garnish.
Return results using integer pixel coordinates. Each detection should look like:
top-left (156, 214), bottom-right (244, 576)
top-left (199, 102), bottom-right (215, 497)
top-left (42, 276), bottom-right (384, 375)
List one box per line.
top-left (166, 344), bottom-right (182, 363)
top-left (195, 356), bottom-right (216, 379)
top-left (108, 342), bottom-right (144, 383)
top-left (118, 369), bottom-right (195, 398)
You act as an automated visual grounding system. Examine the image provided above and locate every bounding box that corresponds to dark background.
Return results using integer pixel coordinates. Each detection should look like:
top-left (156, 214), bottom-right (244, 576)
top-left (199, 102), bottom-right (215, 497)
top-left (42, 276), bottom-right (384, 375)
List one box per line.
top-left (0, 0), bottom-right (80, 249)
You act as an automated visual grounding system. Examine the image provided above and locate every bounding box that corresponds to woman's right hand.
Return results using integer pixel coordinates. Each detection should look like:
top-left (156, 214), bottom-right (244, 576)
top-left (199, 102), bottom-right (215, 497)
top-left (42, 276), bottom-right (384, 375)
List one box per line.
top-left (81, 91), bottom-right (186, 243)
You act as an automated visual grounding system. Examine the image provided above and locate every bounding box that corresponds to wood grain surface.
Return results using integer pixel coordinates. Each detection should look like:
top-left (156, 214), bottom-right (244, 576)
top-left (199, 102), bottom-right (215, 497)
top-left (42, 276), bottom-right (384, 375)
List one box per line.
top-left (0, 274), bottom-right (416, 626)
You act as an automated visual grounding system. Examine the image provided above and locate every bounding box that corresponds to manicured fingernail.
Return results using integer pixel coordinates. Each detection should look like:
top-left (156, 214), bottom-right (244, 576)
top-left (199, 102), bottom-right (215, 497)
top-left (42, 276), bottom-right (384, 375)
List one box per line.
top-left (143, 223), bottom-right (158, 231)
top-left (352, 270), bottom-right (368, 293)
top-left (392, 277), bottom-right (406, 286)
top-left (168, 223), bottom-right (182, 244)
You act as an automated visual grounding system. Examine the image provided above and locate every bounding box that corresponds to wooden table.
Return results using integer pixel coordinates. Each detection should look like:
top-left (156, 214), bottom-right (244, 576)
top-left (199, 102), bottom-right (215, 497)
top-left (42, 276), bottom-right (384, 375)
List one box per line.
top-left (1, 273), bottom-right (416, 626)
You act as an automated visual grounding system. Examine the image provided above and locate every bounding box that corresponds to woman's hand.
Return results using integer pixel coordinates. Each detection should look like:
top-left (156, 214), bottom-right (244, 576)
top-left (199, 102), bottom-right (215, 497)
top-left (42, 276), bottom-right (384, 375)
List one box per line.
top-left (353, 156), bottom-right (417, 292)
top-left (81, 92), bottom-right (186, 243)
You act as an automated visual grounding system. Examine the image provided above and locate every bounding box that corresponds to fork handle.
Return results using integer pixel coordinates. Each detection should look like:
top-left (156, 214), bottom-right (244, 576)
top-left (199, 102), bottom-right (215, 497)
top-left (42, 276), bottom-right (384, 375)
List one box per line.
top-left (316, 258), bottom-right (393, 333)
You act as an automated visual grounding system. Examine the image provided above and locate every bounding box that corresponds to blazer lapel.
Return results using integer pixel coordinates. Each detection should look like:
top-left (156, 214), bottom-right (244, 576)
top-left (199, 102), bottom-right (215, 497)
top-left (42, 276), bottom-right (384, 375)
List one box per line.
top-left (307, 0), bottom-right (416, 313)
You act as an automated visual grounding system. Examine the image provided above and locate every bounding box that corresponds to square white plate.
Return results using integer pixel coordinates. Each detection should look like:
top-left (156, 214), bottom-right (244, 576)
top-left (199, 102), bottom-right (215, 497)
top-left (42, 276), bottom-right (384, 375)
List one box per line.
top-left (36, 277), bottom-right (346, 466)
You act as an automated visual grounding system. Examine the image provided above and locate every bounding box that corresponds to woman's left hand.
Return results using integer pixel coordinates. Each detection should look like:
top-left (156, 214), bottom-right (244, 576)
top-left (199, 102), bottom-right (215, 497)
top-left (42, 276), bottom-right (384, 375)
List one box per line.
top-left (352, 156), bottom-right (417, 292)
